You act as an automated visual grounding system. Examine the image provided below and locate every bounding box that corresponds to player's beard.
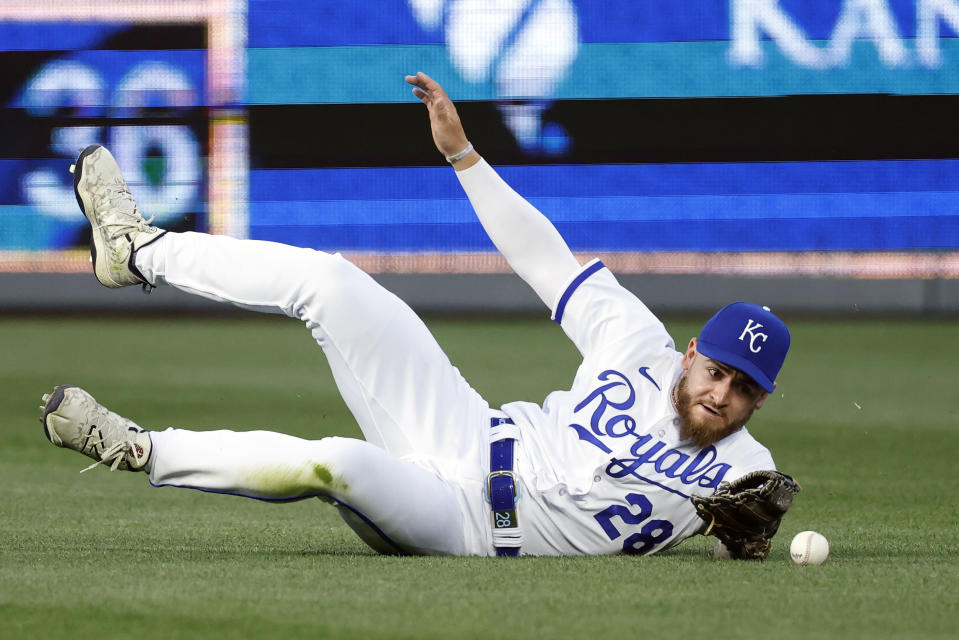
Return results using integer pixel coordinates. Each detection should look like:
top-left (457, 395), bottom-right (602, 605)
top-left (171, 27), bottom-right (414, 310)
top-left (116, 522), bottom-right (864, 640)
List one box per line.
top-left (673, 373), bottom-right (748, 449)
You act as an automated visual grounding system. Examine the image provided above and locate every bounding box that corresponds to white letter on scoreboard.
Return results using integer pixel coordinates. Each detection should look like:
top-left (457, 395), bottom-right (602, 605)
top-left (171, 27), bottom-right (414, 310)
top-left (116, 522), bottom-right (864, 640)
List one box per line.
top-left (826, 0), bottom-right (909, 67)
top-left (728, 0), bottom-right (829, 68)
top-left (917, 0), bottom-right (959, 67)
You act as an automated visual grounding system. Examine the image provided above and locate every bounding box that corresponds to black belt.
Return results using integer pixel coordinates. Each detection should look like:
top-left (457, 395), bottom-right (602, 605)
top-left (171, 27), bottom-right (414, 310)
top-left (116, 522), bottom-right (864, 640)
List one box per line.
top-left (488, 417), bottom-right (521, 557)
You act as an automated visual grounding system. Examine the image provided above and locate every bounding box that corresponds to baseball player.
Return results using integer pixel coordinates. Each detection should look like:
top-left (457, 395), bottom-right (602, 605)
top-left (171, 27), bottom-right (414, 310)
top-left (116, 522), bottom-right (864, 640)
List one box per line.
top-left (41, 73), bottom-right (799, 558)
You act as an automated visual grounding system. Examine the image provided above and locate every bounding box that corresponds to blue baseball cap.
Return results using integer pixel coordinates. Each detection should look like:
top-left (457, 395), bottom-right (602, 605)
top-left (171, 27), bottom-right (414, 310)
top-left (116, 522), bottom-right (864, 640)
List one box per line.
top-left (696, 302), bottom-right (790, 393)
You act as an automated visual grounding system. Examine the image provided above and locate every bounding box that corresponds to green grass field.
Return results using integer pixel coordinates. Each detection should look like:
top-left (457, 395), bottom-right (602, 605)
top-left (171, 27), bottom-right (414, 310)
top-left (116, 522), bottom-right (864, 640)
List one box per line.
top-left (1, 313), bottom-right (955, 639)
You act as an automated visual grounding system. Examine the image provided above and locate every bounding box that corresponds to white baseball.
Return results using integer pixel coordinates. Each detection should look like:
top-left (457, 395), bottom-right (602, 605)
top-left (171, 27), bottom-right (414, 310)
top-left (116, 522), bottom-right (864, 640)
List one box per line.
top-left (790, 531), bottom-right (829, 565)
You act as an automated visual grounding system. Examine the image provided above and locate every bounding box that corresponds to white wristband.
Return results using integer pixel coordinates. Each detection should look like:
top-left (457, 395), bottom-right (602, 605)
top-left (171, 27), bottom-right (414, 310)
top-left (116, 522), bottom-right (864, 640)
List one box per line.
top-left (445, 142), bottom-right (473, 164)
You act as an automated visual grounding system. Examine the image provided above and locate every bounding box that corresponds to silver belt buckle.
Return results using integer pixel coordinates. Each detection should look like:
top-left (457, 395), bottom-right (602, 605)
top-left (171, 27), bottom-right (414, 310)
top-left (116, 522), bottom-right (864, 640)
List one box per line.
top-left (484, 469), bottom-right (519, 504)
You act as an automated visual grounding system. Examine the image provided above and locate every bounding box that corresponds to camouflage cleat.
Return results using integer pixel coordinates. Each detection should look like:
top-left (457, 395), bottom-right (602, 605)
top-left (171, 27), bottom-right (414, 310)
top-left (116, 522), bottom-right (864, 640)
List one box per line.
top-left (41, 385), bottom-right (152, 472)
top-left (71, 144), bottom-right (166, 288)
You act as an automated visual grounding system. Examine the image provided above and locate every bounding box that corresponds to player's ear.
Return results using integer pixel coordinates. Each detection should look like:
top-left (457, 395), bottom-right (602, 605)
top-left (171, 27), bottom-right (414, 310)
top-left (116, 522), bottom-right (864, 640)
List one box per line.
top-left (681, 338), bottom-right (697, 371)
top-left (754, 388), bottom-right (771, 410)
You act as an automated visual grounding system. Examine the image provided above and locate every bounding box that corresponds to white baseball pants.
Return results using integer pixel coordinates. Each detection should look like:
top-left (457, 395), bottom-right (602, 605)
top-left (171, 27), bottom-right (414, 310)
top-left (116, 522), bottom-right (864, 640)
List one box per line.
top-left (134, 232), bottom-right (495, 556)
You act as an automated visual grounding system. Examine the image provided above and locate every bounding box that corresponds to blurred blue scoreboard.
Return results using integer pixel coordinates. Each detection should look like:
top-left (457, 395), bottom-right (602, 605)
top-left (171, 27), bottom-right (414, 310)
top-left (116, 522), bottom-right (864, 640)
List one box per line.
top-left (245, 0), bottom-right (959, 257)
top-left (0, 20), bottom-right (207, 252)
top-left (2, 0), bottom-right (958, 270)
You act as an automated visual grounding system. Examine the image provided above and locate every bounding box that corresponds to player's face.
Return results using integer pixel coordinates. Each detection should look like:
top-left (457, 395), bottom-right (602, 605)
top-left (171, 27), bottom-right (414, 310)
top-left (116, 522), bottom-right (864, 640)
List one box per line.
top-left (674, 338), bottom-right (769, 448)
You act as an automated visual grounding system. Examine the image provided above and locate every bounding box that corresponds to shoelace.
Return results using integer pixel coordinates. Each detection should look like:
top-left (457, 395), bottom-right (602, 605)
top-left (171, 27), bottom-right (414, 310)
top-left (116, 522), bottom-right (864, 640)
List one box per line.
top-left (80, 437), bottom-right (141, 473)
top-left (90, 180), bottom-right (155, 240)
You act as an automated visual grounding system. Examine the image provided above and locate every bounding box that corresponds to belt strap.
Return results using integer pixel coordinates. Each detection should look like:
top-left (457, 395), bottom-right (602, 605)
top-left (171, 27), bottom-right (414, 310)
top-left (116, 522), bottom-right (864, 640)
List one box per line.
top-left (488, 417), bottom-right (522, 557)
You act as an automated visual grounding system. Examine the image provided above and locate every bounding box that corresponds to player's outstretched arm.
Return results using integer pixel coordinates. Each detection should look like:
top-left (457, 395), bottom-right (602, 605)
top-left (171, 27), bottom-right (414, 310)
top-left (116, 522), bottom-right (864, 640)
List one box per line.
top-left (405, 72), bottom-right (581, 309)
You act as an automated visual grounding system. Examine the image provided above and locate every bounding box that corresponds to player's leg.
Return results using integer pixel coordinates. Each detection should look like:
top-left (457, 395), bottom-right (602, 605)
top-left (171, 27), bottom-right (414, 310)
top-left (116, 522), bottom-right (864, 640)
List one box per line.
top-left (149, 429), bottom-right (469, 556)
top-left (41, 385), bottom-right (471, 556)
top-left (72, 144), bottom-right (490, 469)
top-left (136, 232), bottom-right (490, 468)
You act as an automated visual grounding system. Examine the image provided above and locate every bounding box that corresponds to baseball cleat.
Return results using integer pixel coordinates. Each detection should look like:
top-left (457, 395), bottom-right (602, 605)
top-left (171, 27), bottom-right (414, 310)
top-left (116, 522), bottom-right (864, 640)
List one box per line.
top-left (71, 144), bottom-right (166, 288)
top-left (41, 385), bottom-right (152, 473)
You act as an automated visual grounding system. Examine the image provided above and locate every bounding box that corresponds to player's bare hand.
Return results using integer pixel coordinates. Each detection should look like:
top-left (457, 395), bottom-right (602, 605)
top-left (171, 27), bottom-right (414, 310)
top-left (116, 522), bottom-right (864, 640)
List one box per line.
top-left (405, 72), bottom-right (477, 167)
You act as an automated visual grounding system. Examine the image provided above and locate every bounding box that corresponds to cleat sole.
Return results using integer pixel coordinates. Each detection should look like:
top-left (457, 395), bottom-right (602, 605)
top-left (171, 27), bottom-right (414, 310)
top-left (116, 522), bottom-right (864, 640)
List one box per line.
top-left (72, 145), bottom-right (104, 284)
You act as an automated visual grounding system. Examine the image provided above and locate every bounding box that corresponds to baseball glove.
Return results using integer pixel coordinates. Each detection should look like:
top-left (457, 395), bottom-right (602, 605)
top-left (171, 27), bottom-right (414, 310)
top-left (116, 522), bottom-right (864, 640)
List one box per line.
top-left (689, 470), bottom-right (801, 560)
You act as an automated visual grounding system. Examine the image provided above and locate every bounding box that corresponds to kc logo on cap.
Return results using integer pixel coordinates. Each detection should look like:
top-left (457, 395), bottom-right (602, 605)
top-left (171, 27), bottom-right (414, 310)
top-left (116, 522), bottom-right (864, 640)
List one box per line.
top-left (695, 302), bottom-right (790, 393)
top-left (738, 319), bottom-right (768, 353)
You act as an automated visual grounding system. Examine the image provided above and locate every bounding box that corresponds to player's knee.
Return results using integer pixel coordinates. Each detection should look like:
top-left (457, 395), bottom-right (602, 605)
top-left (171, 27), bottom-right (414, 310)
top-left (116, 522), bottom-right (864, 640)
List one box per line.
top-left (306, 436), bottom-right (373, 491)
top-left (296, 252), bottom-right (374, 304)
top-left (308, 251), bottom-right (361, 283)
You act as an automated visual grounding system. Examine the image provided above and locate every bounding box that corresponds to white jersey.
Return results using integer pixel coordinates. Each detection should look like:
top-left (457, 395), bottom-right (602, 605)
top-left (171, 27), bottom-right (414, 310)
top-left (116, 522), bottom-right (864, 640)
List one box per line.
top-left (502, 259), bottom-right (775, 556)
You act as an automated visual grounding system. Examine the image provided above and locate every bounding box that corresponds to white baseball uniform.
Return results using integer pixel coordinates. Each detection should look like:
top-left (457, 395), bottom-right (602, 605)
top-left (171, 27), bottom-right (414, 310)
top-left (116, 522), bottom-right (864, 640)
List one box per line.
top-left (132, 159), bottom-right (775, 557)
